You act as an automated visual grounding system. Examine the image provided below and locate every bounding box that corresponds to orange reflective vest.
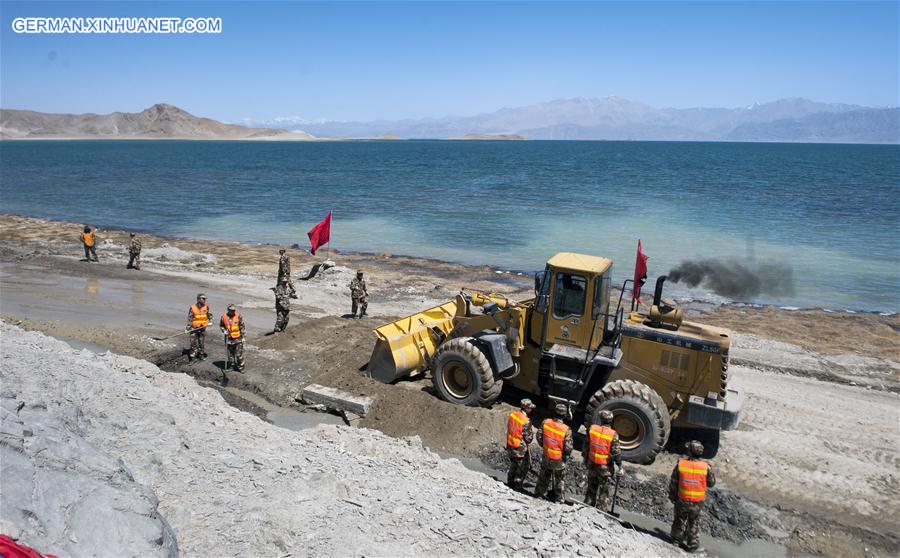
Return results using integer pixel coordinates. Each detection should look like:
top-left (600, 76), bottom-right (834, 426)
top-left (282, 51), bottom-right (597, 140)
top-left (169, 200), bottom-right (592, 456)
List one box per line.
top-left (542, 419), bottom-right (569, 461)
top-left (221, 312), bottom-right (242, 339)
top-left (588, 424), bottom-right (616, 466)
top-left (80, 232), bottom-right (94, 247)
top-left (506, 410), bottom-right (528, 449)
top-left (190, 304), bottom-right (210, 328)
top-left (677, 458), bottom-right (709, 502)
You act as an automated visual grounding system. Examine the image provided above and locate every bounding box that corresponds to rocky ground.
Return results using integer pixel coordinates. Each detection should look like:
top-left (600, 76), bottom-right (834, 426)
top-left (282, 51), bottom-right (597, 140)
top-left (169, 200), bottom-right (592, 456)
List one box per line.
top-left (0, 324), bottom-right (679, 557)
top-left (2, 214), bottom-right (899, 557)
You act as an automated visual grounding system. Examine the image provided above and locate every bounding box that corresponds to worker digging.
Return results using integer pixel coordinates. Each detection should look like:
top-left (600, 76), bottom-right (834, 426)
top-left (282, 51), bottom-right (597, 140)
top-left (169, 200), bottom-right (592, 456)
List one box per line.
top-left (219, 304), bottom-right (245, 372)
top-left (187, 293), bottom-right (210, 363)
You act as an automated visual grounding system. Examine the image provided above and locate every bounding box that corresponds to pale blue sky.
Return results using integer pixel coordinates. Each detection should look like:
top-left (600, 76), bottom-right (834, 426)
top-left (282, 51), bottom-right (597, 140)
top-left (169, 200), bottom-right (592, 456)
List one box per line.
top-left (1, 1), bottom-right (898, 122)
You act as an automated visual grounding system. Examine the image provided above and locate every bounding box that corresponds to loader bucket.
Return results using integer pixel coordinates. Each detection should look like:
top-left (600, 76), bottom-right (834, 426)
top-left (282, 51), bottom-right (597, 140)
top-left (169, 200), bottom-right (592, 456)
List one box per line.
top-left (366, 298), bottom-right (461, 383)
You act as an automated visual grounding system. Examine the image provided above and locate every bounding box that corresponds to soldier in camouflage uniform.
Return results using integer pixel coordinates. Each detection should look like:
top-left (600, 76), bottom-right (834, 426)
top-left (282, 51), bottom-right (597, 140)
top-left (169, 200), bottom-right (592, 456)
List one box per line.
top-left (277, 249), bottom-right (297, 298)
top-left (349, 270), bottom-right (368, 319)
top-left (534, 403), bottom-right (574, 502)
top-left (187, 293), bottom-right (210, 363)
top-left (273, 276), bottom-right (292, 332)
top-left (219, 304), bottom-right (245, 371)
top-left (669, 440), bottom-right (716, 552)
top-left (583, 410), bottom-right (622, 510)
top-left (505, 399), bottom-right (536, 491)
top-left (127, 232), bottom-right (142, 270)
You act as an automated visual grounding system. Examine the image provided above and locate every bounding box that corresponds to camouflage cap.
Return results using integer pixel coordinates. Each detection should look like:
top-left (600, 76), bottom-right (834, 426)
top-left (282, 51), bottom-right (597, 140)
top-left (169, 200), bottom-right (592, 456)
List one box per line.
top-left (279, 248), bottom-right (286, 253)
top-left (356, 270), bottom-right (364, 275)
top-left (197, 293), bottom-right (207, 300)
top-left (688, 440), bottom-right (704, 457)
top-left (227, 304), bottom-right (236, 311)
top-left (130, 232), bottom-right (136, 236)
top-left (554, 403), bottom-right (568, 417)
top-left (598, 410), bottom-right (614, 424)
top-left (520, 398), bottom-right (535, 410)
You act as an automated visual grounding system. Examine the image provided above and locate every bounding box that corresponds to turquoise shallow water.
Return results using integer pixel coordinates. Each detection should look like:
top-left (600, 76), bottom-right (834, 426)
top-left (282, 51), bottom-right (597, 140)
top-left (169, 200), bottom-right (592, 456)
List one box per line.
top-left (1, 140), bottom-right (898, 311)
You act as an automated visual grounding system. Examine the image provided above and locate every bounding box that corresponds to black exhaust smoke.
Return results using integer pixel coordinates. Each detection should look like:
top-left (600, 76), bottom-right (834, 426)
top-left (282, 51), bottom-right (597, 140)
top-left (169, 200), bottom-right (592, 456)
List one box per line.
top-left (668, 259), bottom-right (795, 299)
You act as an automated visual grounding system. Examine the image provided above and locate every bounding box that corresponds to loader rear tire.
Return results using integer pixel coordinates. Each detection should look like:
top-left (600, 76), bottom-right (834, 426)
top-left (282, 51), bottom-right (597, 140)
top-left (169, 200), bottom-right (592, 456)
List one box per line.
top-left (585, 379), bottom-right (670, 464)
top-left (432, 337), bottom-right (502, 407)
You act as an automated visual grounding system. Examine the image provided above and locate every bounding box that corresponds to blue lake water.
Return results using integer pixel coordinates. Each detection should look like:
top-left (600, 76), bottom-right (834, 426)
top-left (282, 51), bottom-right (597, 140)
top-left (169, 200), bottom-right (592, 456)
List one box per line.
top-left (1, 140), bottom-right (898, 311)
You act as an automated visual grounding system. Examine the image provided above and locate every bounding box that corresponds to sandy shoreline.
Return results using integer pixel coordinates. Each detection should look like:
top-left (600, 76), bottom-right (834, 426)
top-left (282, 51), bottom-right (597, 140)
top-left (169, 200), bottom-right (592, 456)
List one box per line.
top-left (3, 213), bottom-right (898, 362)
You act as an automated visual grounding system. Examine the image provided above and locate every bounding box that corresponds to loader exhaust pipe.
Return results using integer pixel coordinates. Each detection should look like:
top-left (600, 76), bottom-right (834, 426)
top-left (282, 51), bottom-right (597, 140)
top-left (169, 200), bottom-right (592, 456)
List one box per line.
top-left (649, 275), bottom-right (684, 329)
top-left (652, 275), bottom-right (667, 308)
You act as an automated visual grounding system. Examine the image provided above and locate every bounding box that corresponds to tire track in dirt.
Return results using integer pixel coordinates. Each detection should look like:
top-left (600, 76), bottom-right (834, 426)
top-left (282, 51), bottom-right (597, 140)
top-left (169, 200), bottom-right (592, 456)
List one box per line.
top-left (719, 365), bottom-right (899, 538)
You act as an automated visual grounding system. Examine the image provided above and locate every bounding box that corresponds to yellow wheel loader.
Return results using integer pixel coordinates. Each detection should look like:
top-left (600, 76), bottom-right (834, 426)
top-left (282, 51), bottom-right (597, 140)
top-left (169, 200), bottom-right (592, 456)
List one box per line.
top-left (367, 252), bottom-right (743, 463)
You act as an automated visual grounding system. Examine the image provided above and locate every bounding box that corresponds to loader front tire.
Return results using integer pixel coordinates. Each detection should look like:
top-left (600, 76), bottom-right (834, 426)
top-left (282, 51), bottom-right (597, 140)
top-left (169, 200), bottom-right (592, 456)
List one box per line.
top-left (432, 337), bottom-right (502, 407)
top-left (585, 379), bottom-right (670, 464)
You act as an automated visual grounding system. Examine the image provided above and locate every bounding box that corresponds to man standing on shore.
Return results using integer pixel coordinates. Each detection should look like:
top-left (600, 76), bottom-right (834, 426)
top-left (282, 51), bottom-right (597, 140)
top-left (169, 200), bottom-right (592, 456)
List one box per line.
top-left (127, 232), bottom-right (142, 270)
top-left (273, 276), bottom-right (291, 332)
top-left (669, 440), bottom-right (716, 553)
top-left (79, 225), bottom-right (99, 262)
top-left (534, 403), bottom-right (573, 502)
top-left (277, 249), bottom-right (298, 299)
top-left (583, 410), bottom-right (622, 510)
top-left (219, 304), bottom-right (245, 371)
top-left (349, 270), bottom-right (368, 319)
top-left (187, 293), bottom-right (210, 363)
top-left (506, 399), bottom-right (535, 491)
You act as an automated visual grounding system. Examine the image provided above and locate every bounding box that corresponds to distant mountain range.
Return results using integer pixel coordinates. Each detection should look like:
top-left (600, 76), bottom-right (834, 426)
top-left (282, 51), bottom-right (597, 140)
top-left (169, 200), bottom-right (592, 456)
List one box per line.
top-left (2, 97), bottom-right (897, 143)
top-left (0, 104), bottom-right (314, 140)
top-left (248, 97), bottom-right (900, 143)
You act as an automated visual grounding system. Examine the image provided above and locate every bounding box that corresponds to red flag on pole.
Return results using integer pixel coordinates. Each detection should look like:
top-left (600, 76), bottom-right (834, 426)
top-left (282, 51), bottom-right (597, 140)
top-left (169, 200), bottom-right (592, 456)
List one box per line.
top-left (633, 240), bottom-right (648, 304)
top-left (307, 211), bottom-right (331, 255)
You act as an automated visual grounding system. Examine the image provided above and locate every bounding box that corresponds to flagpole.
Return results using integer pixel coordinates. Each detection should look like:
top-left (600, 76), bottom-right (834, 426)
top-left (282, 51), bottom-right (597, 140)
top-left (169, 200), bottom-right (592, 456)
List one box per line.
top-left (326, 209), bottom-right (332, 260)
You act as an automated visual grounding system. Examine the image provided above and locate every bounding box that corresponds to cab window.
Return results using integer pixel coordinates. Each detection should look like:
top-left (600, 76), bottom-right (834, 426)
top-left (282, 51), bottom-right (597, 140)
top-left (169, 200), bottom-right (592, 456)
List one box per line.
top-left (592, 271), bottom-right (610, 319)
top-left (553, 273), bottom-right (587, 318)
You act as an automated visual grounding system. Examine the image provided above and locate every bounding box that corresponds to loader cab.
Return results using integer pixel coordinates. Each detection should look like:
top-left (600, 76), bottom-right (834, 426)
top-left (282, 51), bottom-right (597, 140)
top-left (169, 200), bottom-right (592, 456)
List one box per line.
top-left (531, 252), bottom-right (613, 352)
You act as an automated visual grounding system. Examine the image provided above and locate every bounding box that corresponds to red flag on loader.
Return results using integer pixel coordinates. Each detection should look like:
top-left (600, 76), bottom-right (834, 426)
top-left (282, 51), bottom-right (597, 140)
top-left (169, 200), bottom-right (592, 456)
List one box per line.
top-left (307, 211), bottom-right (331, 255)
top-left (633, 240), bottom-right (648, 304)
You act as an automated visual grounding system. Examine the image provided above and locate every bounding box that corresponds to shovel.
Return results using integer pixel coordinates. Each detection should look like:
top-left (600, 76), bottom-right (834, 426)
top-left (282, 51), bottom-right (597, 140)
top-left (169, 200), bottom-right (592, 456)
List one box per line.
top-left (224, 334), bottom-right (230, 372)
top-left (609, 470), bottom-right (621, 518)
top-left (151, 326), bottom-right (206, 341)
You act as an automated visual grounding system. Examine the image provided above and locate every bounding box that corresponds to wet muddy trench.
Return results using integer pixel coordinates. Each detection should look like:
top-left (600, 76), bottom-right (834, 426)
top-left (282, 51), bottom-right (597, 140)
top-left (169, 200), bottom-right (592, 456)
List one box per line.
top-left (209, 378), bottom-right (787, 557)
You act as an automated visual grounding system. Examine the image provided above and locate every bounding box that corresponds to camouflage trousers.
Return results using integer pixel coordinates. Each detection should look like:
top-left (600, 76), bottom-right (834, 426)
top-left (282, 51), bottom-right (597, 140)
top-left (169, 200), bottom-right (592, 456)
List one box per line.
top-left (584, 465), bottom-right (613, 510)
top-left (535, 459), bottom-right (566, 501)
top-left (226, 341), bottom-right (244, 370)
top-left (274, 305), bottom-right (290, 332)
top-left (189, 330), bottom-right (207, 359)
top-left (83, 244), bottom-right (98, 262)
top-left (352, 296), bottom-right (368, 318)
top-left (506, 449), bottom-right (530, 490)
top-left (671, 500), bottom-right (704, 551)
top-left (127, 252), bottom-right (141, 269)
